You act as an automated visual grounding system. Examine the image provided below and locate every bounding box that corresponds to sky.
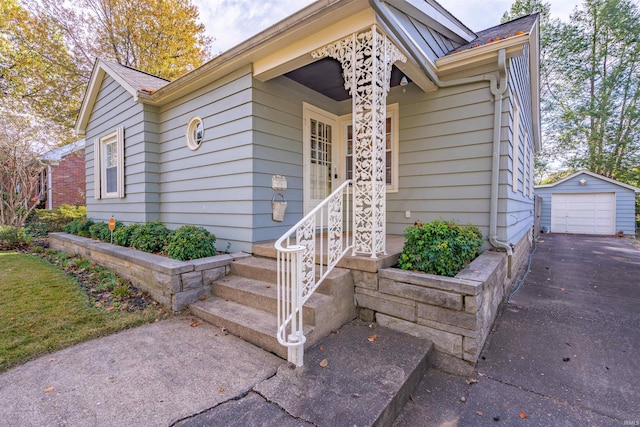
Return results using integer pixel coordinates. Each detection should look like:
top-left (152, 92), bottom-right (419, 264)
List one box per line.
top-left (192, 0), bottom-right (584, 54)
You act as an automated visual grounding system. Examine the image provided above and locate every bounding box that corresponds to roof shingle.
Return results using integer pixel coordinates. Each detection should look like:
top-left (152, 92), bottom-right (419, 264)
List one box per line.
top-left (447, 13), bottom-right (539, 55)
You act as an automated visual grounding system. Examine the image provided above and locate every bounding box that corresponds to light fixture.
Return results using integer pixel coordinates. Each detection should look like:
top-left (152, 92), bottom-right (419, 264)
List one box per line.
top-left (579, 179), bottom-right (587, 186)
top-left (400, 75), bottom-right (408, 93)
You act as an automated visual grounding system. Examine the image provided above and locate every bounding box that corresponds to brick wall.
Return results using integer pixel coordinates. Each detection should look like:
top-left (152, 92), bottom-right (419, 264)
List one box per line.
top-left (50, 149), bottom-right (85, 208)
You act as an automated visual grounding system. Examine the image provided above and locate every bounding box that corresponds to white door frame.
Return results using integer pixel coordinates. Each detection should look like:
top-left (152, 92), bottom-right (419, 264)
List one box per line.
top-left (302, 103), bottom-right (339, 215)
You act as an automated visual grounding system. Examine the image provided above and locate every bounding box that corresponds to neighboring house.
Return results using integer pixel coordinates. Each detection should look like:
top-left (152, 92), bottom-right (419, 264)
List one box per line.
top-left (535, 170), bottom-right (640, 236)
top-left (40, 139), bottom-right (86, 209)
top-left (75, 0), bottom-right (540, 263)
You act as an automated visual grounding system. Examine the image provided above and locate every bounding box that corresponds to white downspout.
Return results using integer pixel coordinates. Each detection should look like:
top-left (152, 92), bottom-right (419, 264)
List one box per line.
top-left (487, 50), bottom-right (514, 276)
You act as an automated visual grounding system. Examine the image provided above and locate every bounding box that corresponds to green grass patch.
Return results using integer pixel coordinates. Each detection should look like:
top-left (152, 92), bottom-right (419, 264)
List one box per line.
top-left (0, 251), bottom-right (167, 373)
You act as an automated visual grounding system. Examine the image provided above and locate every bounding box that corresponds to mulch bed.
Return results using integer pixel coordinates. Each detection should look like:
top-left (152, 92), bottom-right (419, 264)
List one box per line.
top-left (21, 239), bottom-right (163, 313)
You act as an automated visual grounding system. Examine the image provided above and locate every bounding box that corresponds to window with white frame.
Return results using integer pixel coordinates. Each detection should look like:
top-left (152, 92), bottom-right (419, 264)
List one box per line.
top-left (186, 116), bottom-right (204, 150)
top-left (341, 103), bottom-right (399, 192)
top-left (94, 127), bottom-right (124, 199)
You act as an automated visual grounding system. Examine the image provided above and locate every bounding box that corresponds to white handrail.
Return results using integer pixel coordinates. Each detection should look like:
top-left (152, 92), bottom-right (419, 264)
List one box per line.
top-left (275, 179), bottom-right (353, 366)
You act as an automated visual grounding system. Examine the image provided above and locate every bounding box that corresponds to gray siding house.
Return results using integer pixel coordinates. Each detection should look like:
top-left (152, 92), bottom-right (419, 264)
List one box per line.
top-left (535, 170), bottom-right (639, 235)
top-left (75, 0), bottom-right (541, 261)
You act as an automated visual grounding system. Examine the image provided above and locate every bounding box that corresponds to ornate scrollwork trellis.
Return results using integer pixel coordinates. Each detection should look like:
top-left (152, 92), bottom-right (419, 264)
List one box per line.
top-left (312, 26), bottom-right (406, 257)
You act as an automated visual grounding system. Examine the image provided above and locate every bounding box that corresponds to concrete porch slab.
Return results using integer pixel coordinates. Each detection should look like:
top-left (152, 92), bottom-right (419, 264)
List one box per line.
top-left (252, 234), bottom-right (405, 273)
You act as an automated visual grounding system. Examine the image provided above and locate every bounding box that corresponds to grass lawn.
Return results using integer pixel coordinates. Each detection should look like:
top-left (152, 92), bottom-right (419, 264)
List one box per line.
top-left (0, 251), bottom-right (166, 373)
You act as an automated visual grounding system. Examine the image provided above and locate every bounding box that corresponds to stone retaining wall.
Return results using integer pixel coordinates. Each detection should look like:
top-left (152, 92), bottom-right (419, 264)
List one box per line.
top-left (354, 234), bottom-right (532, 372)
top-left (49, 233), bottom-right (247, 312)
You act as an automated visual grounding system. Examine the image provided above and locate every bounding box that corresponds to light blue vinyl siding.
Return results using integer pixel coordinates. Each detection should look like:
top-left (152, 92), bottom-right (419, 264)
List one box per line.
top-left (251, 76), bottom-right (340, 243)
top-left (535, 173), bottom-right (638, 235)
top-left (387, 82), bottom-right (496, 241)
top-left (85, 75), bottom-right (157, 224)
top-left (156, 66), bottom-right (254, 253)
top-left (502, 47), bottom-right (536, 245)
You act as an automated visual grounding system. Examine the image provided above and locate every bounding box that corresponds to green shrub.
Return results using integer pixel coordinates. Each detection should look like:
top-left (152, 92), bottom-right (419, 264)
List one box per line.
top-left (129, 221), bottom-right (172, 254)
top-left (112, 223), bottom-right (140, 247)
top-left (89, 222), bottom-right (112, 241)
top-left (397, 219), bottom-right (483, 277)
top-left (167, 225), bottom-right (217, 261)
top-left (0, 226), bottom-right (31, 249)
top-left (64, 217), bottom-right (94, 237)
top-left (24, 205), bottom-right (87, 237)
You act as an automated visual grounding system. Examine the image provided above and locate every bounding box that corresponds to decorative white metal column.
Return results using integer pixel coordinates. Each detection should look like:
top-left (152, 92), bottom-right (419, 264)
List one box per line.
top-left (312, 26), bottom-right (406, 257)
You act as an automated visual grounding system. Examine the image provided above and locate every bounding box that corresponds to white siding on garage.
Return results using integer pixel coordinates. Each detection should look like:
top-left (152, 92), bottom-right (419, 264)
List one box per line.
top-left (551, 193), bottom-right (615, 235)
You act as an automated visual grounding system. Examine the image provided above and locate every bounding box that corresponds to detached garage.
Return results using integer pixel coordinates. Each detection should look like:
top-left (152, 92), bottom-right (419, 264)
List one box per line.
top-left (536, 170), bottom-right (639, 236)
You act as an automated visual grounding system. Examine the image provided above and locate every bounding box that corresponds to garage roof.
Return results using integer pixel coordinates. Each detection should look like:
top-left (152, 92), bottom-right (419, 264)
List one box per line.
top-left (535, 170), bottom-right (640, 193)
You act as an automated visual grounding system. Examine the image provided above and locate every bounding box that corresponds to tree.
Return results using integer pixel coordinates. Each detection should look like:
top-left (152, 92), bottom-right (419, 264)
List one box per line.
top-left (0, 111), bottom-right (52, 227)
top-left (501, 0), bottom-right (551, 25)
top-left (504, 0), bottom-right (640, 184)
top-left (35, 0), bottom-right (212, 82)
top-left (545, 0), bottom-right (640, 181)
top-left (82, 0), bottom-right (212, 80)
top-left (1, 0), bottom-right (212, 134)
top-left (1, 0), bottom-right (84, 136)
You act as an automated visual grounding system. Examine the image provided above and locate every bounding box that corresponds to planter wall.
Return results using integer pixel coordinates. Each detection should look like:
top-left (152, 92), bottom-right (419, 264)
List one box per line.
top-left (354, 234), bottom-right (532, 371)
top-left (49, 233), bottom-right (247, 312)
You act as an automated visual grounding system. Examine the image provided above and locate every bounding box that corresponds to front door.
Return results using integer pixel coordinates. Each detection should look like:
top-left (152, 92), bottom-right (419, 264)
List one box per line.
top-left (303, 104), bottom-right (338, 215)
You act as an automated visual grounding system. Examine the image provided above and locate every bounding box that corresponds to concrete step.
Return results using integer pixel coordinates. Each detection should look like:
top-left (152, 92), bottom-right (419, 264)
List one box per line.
top-left (191, 254), bottom-right (358, 363)
top-left (190, 296), bottom-right (316, 359)
top-left (210, 274), bottom-right (334, 326)
top-left (252, 320), bottom-right (434, 427)
top-left (230, 256), bottom-right (353, 298)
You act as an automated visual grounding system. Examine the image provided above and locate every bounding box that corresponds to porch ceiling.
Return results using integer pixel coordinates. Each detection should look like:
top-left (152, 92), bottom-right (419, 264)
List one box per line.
top-left (284, 57), bottom-right (409, 101)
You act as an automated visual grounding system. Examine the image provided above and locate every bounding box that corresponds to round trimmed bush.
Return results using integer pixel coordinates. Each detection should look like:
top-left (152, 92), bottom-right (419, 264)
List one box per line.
top-left (129, 221), bottom-right (172, 254)
top-left (398, 219), bottom-right (483, 277)
top-left (167, 225), bottom-right (217, 261)
top-left (112, 223), bottom-right (141, 247)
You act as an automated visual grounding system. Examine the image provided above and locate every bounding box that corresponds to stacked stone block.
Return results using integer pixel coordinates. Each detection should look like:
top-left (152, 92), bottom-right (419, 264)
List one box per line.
top-left (49, 233), bottom-right (242, 312)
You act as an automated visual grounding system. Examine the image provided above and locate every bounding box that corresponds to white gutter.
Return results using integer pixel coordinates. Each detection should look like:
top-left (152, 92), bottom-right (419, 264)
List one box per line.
top-left (370, 0), bottom-right (514, 269)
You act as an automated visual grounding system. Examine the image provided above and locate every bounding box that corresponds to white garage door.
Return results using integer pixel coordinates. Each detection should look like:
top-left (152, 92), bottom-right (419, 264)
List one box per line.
top-left (551, 193), bottom-right (615, 235)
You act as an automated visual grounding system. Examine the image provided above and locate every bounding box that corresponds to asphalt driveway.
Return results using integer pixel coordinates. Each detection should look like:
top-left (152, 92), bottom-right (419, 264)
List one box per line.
top-left (396, 234), bottom-right (640, 426)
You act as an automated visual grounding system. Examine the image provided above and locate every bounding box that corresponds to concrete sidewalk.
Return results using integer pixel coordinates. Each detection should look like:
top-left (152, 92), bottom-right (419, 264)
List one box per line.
top-left (2, 234), bottom-right (638, 426)
top-left (396, 234), bottom-right (640, 426)
top-left (0, 317), bottom-right (431, 426)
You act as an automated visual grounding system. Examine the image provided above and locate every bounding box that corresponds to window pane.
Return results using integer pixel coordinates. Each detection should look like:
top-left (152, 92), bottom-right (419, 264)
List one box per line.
top-left (106, 166), bottom-right (117, 193)
top-left (106, 141), bottom-right (117, 167)
top-left (194, 122), bottom-right (203, 145)
top-left (386, 151), bottom-right (392, 184)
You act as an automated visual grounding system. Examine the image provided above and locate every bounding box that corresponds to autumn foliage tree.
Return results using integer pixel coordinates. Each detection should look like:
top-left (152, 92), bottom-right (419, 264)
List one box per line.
top-left (0, 0), bottom-right (212, 227)
top-left (1, 0), bottom-right (212, 131)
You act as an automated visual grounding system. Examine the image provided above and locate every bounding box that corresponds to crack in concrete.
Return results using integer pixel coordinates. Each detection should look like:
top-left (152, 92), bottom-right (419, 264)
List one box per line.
top-left (168, 370), bottom-right (281, 427)
top-left (476, 371), bottom-right (623, 423)
top-left (251, 386), bottom-right (320, 427)
top-left (168, 389), bottom-right (253, 427)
